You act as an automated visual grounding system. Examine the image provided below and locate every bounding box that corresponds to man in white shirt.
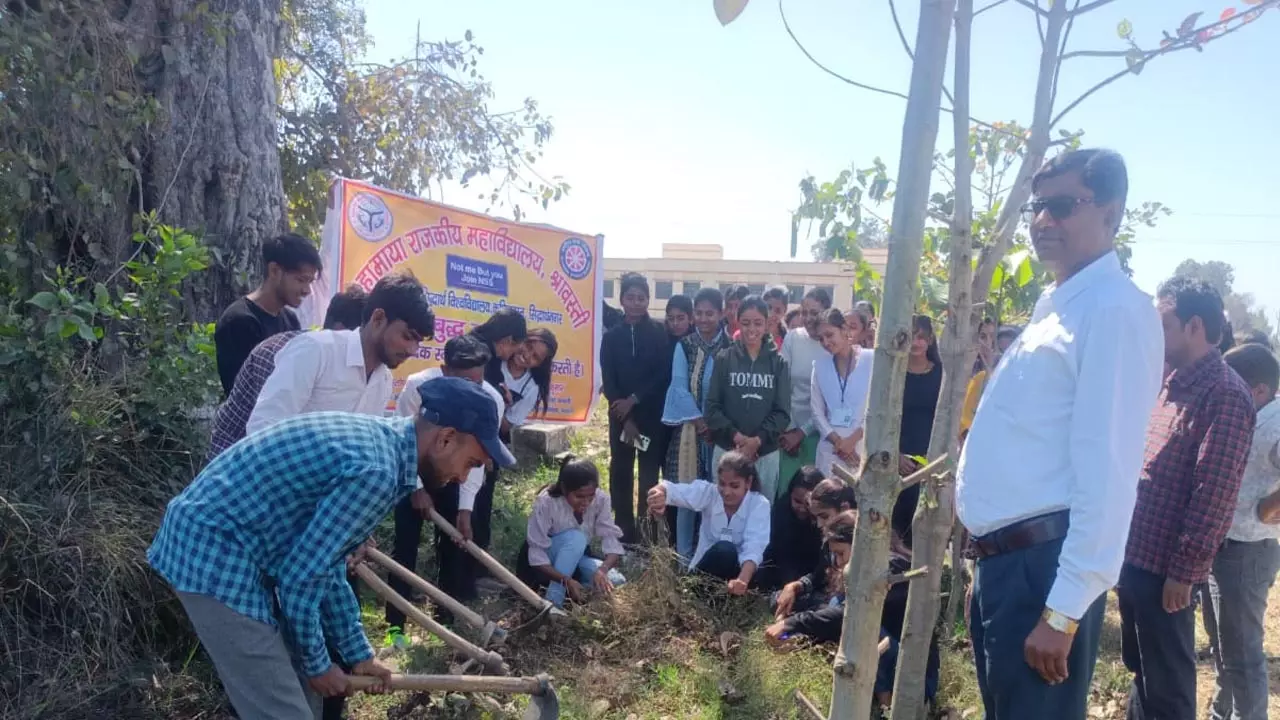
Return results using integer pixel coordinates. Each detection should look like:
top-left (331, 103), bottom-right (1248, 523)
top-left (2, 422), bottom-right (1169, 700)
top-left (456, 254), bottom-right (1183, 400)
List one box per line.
top-left (957, 149), bottom-right (1164, 719)
top-left (778, 287), bottom-right (833, 499)
top-left (245, 272), bottom-right (435, 437)
top-left (384, 335), bottom-right (506, 640)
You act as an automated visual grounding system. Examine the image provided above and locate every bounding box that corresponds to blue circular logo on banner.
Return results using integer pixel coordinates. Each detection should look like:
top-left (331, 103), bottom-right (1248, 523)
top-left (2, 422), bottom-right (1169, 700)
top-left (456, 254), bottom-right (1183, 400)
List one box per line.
top-left (558, 237), bottom-right (593, 280)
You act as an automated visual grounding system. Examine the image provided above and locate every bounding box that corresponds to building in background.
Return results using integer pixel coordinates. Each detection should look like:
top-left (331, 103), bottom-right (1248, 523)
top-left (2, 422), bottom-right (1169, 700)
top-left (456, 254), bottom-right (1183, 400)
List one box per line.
top-left (602, 243), bottom-right (887, 313)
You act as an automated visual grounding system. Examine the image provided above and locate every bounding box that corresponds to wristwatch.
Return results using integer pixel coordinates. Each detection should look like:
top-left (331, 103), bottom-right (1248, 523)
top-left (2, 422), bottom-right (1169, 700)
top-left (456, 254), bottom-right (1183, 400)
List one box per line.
top-left (1041, 608), bottom-right (1079, 636)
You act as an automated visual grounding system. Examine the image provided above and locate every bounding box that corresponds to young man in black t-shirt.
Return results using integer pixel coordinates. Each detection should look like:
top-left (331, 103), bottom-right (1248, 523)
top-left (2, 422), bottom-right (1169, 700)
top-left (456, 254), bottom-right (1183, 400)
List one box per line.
top-left (214, 233), bottom-right (322, 395)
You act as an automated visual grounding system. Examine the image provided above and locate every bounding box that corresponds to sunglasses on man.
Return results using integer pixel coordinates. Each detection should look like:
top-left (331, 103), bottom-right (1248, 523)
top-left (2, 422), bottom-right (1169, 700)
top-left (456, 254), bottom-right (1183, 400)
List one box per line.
top-left (1020, 195), bottom-right (1098, 224)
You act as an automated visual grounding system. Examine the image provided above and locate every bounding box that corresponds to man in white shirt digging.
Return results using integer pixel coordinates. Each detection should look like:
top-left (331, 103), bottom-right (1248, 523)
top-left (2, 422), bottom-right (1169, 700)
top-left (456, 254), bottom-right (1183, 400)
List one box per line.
top-left (957, 149), bottom-right (1163, 719)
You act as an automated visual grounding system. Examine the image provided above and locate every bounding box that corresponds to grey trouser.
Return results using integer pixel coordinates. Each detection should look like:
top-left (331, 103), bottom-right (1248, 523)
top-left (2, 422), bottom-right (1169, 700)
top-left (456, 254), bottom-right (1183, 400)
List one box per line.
top-left (178, 591), bottom-right (322, 720)
top-left (1204, 538), bottom-right (1280, 720)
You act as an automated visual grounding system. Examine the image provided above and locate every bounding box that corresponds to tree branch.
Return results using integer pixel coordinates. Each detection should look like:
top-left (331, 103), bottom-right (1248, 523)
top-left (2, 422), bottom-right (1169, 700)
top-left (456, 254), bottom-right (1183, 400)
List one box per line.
top-left (780, 0), bottom-right (1018, 141)
top-left (1050, 0), bottom-right (1081, 110)
top-left (887, 566), bottom-right (930, 586)
top-left (1051, 1), bottom-right (1278, 127)
top-left (1070, 0), bottom-right (1119, 15)
top-left (973, 0), bottom-right (1010, 17)
top-left (1059, 48), bottom-right (1133, 60)
top-left (887, 0), bottom-right (957, 106)
top-left (1014, 0), bottom-right (1047, 15)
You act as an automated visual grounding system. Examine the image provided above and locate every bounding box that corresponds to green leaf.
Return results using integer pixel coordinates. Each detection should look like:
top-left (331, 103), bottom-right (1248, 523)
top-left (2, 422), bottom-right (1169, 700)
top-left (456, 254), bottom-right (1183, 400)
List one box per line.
top-left (1013, 253), bottom-right (1034, 287)
top-left (28, 292), bottom-right (58, 311)
top-left (1117, 19), bottom-right (1133, 39)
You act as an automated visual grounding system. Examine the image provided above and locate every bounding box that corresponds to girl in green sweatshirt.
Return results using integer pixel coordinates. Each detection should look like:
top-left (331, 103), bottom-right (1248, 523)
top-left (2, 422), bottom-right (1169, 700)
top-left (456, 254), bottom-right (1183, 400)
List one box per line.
top-left (705, 296), bottom-right (792, 500)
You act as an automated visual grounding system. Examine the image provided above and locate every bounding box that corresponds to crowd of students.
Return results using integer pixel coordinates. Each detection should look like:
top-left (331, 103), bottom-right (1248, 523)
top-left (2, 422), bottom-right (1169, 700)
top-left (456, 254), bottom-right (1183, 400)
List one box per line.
top-left (143, 148), bottom-right (1280, 720)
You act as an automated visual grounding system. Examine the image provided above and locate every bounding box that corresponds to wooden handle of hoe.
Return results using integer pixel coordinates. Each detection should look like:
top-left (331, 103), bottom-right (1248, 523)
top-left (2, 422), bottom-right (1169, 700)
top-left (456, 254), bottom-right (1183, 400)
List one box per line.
top-left (364, 547), bottom-right (489, 632)
top-left (427, 508), bottom-right (551, 611)
top-left (353, 564), bottom-right (508, 674)
top-left (347, 673), bottom-right (551, 695)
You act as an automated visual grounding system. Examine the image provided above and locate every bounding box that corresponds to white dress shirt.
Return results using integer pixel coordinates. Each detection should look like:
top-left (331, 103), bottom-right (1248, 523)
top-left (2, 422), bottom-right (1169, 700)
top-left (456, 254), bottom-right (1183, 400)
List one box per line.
top-left (956, 251), bottom-right (1164, 620)
top-left (246, 329), bottom-right (393, 437)
top-left (397, 367), bottom-right (505, 511)
top-left (781, 328), bottom-right (830, 435)
top-left (661, 479), bottom-right (771, 570)
top-left (501, 362), bottom-right (541, 426)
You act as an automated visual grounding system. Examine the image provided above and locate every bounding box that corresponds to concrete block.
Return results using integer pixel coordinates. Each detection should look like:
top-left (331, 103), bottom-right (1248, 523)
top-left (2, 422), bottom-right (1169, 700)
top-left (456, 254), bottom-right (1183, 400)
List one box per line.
top-left (511, 423), bottom-right (575, 468)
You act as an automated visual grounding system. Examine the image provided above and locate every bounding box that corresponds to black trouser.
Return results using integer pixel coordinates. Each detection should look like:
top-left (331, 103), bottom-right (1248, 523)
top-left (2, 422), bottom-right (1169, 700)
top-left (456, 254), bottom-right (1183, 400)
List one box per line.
top-left (695, 540), bottom-right (741, 580)
top-left (384, 471), bottom-right (496, 628)
top-left (1117, 563), bottom-right (1197, 720)
top-left (969, 535), bottom-right (1105, 719)
top-left (608, 414), bottom-right (663, 544)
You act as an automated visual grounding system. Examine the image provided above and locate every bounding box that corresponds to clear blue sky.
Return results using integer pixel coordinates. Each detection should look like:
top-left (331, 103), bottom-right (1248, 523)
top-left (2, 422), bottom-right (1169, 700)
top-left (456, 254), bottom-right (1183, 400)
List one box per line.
top-left (363, 0), bottom-right (1279, 322)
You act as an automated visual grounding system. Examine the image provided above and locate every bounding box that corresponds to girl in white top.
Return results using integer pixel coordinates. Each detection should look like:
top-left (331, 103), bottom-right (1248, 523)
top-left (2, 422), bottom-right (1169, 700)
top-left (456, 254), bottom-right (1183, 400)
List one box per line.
top-left (811, 307), bottom-right (875, 477)
top-left (501, 328), bottom-right (558, 430)
top-left (518, 455), bottom-right (626, 607)
top-left (646, 450), bottom-right (771, 595)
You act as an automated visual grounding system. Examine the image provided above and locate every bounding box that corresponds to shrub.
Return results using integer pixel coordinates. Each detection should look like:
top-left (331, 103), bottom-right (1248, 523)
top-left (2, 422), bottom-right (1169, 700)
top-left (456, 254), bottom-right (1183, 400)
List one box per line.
top-left (0, 217), bottom-right (224, 718)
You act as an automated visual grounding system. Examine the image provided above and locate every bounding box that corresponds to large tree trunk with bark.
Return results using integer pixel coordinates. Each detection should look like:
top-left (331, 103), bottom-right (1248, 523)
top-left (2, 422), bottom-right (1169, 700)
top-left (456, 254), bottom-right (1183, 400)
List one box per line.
top-left (120, 0), bottom-right (287, 320)
top-left (889, 1), bottom-right (974, 717)
top-left (828, 1), bottom-right (955, 716)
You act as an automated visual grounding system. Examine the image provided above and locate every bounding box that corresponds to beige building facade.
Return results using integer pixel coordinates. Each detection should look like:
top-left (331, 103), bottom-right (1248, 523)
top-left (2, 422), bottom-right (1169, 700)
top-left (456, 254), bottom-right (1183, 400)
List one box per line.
top-left (602, 243), bottom-right (888, 314)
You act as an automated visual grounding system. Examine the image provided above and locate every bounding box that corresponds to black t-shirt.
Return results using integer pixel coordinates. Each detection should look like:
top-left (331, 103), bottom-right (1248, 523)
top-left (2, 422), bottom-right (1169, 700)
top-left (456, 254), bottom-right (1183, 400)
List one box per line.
top-left (214, 297), bottom-right (300, 396)
top-left (891, 362), bottom-right (943, 548)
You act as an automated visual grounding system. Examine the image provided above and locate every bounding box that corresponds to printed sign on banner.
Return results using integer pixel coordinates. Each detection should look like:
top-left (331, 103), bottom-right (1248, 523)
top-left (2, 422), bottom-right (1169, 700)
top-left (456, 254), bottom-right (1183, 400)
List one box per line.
top-left (299, 178), bottom-right (604, 424)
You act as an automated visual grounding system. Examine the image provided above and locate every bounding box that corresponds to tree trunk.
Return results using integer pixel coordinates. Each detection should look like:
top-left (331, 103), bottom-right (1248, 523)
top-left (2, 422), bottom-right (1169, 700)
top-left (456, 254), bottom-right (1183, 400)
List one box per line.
top-left (889, 1), bottom-right (973, 717)
top-left (119, 0), bottom-right (288, 321)
top-left (969, 1), bottom-right (1066, 315)
top-left (828, 1), bottom-right (955, 716)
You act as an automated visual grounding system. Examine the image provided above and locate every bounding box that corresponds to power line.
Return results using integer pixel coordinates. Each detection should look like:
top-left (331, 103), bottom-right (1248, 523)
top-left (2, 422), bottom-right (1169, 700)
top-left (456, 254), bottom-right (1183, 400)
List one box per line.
top-left (1134, 237), bottom-right (1280, 246)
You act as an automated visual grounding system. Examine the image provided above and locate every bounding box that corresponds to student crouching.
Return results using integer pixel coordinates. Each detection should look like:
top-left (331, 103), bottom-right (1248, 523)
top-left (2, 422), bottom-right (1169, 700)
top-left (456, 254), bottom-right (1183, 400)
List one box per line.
top-left (645, 451), bottom-right (771, 595)
top-left (516, 456), bottom-right (626, 608)
top-left (756, 466), bottom-right (825, 590)
top-left (764, 510), bottom-right (856, 646)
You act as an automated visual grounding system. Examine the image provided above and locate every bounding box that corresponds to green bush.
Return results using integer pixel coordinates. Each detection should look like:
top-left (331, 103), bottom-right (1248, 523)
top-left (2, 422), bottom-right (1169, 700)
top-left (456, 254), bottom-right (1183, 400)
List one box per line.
top-left (0, 217), bottom-right (224, 719)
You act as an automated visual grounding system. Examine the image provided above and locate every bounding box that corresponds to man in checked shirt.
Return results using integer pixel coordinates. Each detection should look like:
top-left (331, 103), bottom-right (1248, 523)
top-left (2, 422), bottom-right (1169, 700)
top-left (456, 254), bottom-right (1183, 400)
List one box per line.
top-left (1120, 276), bottom-right (1256, 720)
top-left (148, 377), bottom-right (516, 720)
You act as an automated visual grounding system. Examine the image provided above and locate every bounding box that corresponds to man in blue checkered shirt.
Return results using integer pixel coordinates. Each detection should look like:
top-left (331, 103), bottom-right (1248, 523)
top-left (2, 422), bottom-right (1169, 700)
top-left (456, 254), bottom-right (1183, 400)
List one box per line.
top-left (149, 376), bottom-right (516, 720)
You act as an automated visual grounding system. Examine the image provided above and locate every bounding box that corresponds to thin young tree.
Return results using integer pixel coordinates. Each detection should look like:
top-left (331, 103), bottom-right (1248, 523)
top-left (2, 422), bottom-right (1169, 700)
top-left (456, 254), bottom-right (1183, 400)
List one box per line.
top-left (828, 0), bottom-right (957, 715)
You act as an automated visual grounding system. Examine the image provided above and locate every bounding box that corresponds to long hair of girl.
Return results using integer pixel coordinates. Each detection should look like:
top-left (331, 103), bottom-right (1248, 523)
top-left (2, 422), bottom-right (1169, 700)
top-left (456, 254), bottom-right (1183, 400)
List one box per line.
top-left (811, 477), bottom-right (857, 510)
top-left (547, 453), bottom-right (598, 497)
top-left (717, 450), bottom-right (762, 493)
top-left (527, 328), bottom-right (559, 417)
top-left (913, 314), bottom-right (943, 366)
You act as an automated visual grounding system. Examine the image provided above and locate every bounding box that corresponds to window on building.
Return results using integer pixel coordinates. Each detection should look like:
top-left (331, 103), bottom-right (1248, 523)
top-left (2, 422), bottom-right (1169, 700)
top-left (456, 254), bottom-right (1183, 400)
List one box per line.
top-left (602, 279), bottom-right (614, 299)
top-left (682, 280), bottom-right (701, 295)
top-left (655, 281), bottom-right (673, 300)
top-left (719, 282), bottom-right (735, 295)
top-left (787, 284), bottom-right (805, 304)
top-left (747, 283), bottom-right (766, 297)
top-left (815, 285), bottom-right (836, 304)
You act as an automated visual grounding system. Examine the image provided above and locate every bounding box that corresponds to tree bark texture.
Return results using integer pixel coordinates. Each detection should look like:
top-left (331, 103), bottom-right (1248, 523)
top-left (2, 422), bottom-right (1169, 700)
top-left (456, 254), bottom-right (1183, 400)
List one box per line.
top-left (889, 1), bottom-right (974, 717)
top-left (828, 1), bottom-right (955, 716)
top-left (119, 0), bottom-right (287, 320)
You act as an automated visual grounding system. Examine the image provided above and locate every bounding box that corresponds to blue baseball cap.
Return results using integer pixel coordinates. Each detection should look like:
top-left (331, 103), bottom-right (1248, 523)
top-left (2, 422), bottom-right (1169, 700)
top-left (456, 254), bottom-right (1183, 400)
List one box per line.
top-left (417, 376), bottom-right (517, 468)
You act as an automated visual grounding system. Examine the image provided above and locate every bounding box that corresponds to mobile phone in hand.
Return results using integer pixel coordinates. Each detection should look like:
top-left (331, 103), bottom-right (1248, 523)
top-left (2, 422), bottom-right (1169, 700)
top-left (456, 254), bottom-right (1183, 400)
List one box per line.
top-left (621, 430), bottom-right (651, 452)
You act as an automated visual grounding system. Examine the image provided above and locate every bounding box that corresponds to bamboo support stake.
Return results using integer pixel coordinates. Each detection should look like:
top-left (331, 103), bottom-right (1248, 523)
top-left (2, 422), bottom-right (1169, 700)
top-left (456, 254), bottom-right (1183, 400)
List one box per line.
top-left (900, 453), bottom-right (949, 489)
top-left (354, 564), bottom-right (508, 675)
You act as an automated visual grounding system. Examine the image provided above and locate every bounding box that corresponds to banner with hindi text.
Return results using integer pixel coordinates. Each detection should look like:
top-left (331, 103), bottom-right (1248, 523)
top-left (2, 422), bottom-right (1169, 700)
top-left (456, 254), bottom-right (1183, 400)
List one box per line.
top-left (299, 178), bottom-right (602, 424)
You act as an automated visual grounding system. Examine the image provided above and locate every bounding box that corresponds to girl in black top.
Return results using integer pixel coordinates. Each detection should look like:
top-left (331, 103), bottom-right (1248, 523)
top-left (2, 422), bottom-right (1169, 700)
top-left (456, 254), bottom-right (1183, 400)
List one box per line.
top-left (757, 466), bottom-right (825, 590)
top-left (892, 315), bottom-right (942, 549)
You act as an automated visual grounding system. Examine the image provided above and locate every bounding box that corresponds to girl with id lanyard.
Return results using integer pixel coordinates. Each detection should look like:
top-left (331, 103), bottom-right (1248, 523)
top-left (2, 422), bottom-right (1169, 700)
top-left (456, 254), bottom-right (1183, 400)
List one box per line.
top-left (645, 451), bottom-right (771, 595)
top-left (811, 308), bottom-right (874, 477)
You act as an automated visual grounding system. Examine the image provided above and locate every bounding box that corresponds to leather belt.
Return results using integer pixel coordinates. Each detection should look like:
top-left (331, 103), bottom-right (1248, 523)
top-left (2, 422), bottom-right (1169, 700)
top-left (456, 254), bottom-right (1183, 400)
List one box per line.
top-left (971, 510), bottom-right (1070, 560)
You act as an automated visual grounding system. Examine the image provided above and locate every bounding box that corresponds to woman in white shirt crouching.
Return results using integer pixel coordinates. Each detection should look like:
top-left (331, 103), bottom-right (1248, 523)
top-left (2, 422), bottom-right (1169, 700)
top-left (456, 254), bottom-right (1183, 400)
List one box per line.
top-left (517, 455), bottom-right (626, 608)
top-left (646, 450), bottom-right (771, 595)
top-left (502, 328), bottom-right (558, 433)
top-left (811, 308), bottom-right (874, 477)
